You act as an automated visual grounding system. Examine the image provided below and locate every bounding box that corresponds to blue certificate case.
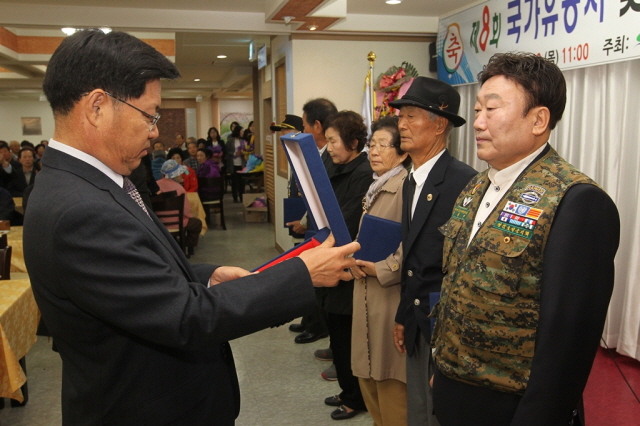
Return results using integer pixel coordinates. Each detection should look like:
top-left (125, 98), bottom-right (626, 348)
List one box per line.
top-left (354, 214), bottom-right (402, 262)
top-left (280, 132), bottom-right (350, 247)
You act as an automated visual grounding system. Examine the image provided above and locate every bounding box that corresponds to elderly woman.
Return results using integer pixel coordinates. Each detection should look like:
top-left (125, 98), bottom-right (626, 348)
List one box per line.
top-left (350, 116), bottom-right (410, 426)
top-left (196, 148), bottom-right (221, 178)
top-left (321, 110), bottom-right (373, 421)
top-left (167, 148), bottom-right (198, 192)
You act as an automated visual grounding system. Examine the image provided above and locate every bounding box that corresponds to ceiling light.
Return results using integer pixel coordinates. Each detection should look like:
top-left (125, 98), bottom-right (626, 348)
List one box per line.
top-left (283, 16), bottom-right (295, 24)
top-left (194, 78), bottom-right (200, 82)
top-left (308, 25), bottom-right (317, 31)
top-left (386, 0), bottom-right (402, 4)
top-left (61, 28), bottom-right (77, 36)
top-left (217, 55), bottom-right (227, 59)
top-left (100, 27), bottom-right (112, 34)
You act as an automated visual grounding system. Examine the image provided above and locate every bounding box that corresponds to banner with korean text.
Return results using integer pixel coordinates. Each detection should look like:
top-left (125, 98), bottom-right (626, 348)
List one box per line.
top-left (437, 0), bottom-right (640, 85)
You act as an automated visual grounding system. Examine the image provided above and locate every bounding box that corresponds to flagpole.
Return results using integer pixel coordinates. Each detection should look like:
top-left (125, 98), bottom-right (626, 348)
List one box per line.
top-left (367, 51), bottom-right (376, 120)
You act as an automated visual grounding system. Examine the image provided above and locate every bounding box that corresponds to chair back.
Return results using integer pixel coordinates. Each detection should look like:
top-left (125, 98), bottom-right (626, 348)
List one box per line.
top-left (151, 193), bottom-right (185, 230)
top-left (198, 177), bottom-right (224, 202)
top-left (0, 246), bottom-right (12, 280)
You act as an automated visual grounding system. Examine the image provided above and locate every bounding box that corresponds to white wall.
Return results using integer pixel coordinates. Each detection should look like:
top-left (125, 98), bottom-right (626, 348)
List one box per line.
top-left (273, 38), bottom-right (433, 252)
top-left (0, 100), bottom-right (55, 143)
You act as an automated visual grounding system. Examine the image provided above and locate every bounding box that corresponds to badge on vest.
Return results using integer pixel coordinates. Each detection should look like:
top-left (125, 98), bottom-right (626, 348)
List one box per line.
top-left (494, 201), bottom-right (542, 240)
top-left (520, 184), bottom-right (546, 205)
top-left (453, 205), bottom-right (469, 220)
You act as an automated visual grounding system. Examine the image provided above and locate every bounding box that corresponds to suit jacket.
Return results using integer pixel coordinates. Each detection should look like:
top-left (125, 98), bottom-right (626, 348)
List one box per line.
top-left (24, 147), bottom-right (316, 426)
top-left (395, 150), bottom-right (476, 356)
top-left (6, 167), bottom-right (36, 197)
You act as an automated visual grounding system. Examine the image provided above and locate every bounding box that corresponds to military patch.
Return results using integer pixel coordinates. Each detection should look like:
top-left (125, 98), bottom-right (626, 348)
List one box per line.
top-left (498, 212), bottom-right (537, 230)
top-left (503, 201), bottom-right (543, 220)
top-left (462, 196), bottom-right (473, 207)
top-left (521, 184), bottom-right (546, 205)
top-left (453, 205), bottom-right (469, 220)
top-left (492, 220), bottom-right (534, 239)
top-left (471, 181), bottom-right (484, 195)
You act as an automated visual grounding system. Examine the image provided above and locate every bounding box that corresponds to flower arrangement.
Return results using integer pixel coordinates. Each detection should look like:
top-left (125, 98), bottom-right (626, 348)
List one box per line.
top-left (374, 61), bottom-right (419, 119)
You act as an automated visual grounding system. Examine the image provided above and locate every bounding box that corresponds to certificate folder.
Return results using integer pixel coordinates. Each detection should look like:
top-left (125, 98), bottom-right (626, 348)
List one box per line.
top-left (280, 132), bottom-right (350, 247)
top-left (354, 214), bottom-right (402, 262)
top-left (252, 132), bottom-right (350, 272)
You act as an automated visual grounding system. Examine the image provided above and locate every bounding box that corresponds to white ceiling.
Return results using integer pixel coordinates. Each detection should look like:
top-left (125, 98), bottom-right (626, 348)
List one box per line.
top-left (0, 0), bottom-right (479, 101)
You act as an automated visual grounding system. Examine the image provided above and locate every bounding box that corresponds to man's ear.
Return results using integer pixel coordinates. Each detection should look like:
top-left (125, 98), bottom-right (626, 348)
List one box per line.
top-left (313, 120), bottom-right (324, 135)
top-left (84, 90), bottom-right (108, 128)
top-left (531, 106), bottom-right (550, 136)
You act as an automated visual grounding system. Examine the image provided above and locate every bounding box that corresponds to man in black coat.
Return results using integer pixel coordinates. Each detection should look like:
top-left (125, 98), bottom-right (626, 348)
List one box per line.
top-left (390, 77), bottom-right (477, 426)
top-left (23, 29), bottom-right (360, 426)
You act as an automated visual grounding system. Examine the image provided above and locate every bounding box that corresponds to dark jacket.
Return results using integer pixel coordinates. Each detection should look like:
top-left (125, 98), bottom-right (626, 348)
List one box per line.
top-left (323, 152), bottom-right (373, 315)
top-left (24, 147), bottom-right (317, 426)
top-left (394, 150), bottom-right (477, 355)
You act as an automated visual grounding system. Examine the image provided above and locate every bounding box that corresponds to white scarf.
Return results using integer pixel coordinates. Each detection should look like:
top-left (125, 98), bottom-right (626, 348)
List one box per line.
top-left (363, 164), bottom-right (404, 212)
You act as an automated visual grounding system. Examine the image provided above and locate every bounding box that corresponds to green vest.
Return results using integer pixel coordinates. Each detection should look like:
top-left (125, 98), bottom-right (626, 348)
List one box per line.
top-left (432, 147), bottom-right (596, 394)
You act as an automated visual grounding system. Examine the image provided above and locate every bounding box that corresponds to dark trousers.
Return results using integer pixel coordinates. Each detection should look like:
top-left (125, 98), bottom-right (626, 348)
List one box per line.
top-left (231, 166), bottom-right (244, 202)
top-left (301, 292), bottom-right (328, 335)
top-left (326, 312), bottom-right (366, 411)
top-left (185, 218), bottom-right (202, 248)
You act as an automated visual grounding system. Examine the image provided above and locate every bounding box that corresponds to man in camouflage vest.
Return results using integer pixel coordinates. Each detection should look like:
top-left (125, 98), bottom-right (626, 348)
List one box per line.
top-left (431, 53), bottom-right (620, 426)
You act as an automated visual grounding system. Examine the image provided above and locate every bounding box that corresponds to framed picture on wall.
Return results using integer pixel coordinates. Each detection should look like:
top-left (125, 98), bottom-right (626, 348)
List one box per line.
top-left (22, 117), bottom-right (42, 135)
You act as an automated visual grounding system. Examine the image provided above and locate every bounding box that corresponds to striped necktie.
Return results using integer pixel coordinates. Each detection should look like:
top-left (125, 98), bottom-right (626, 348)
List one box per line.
top-left (123, 176), bottom-right (150, 218)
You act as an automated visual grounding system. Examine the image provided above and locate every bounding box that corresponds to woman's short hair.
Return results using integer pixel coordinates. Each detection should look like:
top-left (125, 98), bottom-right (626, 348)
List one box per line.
top-left (324, 110), bottom-right (367, 152)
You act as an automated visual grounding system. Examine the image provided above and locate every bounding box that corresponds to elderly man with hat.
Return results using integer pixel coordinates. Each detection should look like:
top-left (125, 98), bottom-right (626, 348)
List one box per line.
top-left (157, 159), bottom-right (202, 256)
top-left (388, 77), bottom-right (477, 426)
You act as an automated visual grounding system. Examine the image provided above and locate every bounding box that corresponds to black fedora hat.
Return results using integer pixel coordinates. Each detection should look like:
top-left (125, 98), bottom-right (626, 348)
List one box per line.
top-left (270, 114), bottom-right (304, 132)
top-left (388, 77), bottom-right (466, 127)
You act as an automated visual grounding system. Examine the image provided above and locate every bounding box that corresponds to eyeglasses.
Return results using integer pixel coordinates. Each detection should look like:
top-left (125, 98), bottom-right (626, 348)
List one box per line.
top-left (366, 142), bottom-right (395, 151)
top-left (105, 92), bottom-right (160, 131)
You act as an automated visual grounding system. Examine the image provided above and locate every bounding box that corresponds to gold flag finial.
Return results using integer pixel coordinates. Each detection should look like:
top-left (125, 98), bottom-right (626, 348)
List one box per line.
top-left (367, 51), bottom-right (376, 63)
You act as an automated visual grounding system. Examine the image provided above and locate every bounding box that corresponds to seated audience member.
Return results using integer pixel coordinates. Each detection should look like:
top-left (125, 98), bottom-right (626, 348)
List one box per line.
top-left (10, 140), bottom-right (21, 160)
top-left (0, 140), bottom-right (23, 190)
top-left (183, 141), bottom-right (199, 172)
top-left (196, 138), bottom-right (208, 150)
top-left (168, 147), bottom-right (198, 192)
top-left (34, 143), bottom-right (46, 163)
top-left (7, 147), bottom-right (38, 196)
top-left (196, 148), bottom-right (221, 178)
top-left (152, 140), bottom-right (165, 152)
top-left (350, 116), bottom-right (410, 426)
top-left (156, 160), bottom-right (203, 256)
top-left (0, 186), bottom-right (22, 225)
top-left (151, 149), bottom-right (166, 181)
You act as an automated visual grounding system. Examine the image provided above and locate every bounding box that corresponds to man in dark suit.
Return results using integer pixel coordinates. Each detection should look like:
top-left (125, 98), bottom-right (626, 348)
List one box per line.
top-left (430, 53), bottom-right (619, 426)
top-left (389, 77), bottom-right (477, 426)
top-left (286, 98), bottom-right (339, 346)
top-left (23, 29), bottom-right (359, 426)
top-left (0, 140), bottom-right (22, 190)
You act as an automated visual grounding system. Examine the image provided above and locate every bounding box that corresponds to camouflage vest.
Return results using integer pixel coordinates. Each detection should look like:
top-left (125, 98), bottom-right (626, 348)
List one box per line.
top-left (431, 147), bottom-right (596, 394)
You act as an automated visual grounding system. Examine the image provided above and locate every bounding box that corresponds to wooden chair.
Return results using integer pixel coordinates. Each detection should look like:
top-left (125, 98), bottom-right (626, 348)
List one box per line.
top-left (151, 193), bottom-right (186, 255)
top-left (198, 176), bottom-right (226, 230)
top-left (0, 245), bottom-right (11, 280)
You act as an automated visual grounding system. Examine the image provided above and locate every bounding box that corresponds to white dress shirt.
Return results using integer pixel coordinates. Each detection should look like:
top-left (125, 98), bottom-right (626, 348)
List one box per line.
top-left (467, 143), bottom-right (548, 245)
top-left (409, 149), bottom-right (446, 220)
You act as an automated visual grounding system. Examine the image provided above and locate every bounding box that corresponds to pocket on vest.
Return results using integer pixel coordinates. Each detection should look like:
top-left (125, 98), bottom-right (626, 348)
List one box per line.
top-left (455, 302), bottom-right (536, 392)
top-left (472, 228), bottom-right (531, 298)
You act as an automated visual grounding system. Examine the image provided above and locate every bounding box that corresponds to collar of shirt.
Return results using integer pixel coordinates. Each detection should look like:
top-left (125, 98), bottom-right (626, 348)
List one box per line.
top-left (318, 144), bottom-right (327, 156)
top-left (487, 143), bottom-right (548, 189)
top-left (408, 148), bottom-right (445, 218)
top-left (48, 139), bottom-right (124, 188)
top-left (467, 143), bottom-right (548, 246)
top-left (410, 148), bottom-right (446, 188)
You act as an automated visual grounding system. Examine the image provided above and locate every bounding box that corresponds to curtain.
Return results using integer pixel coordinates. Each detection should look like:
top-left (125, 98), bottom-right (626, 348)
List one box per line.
top-left (448, 58), bottom-right (640, 361)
